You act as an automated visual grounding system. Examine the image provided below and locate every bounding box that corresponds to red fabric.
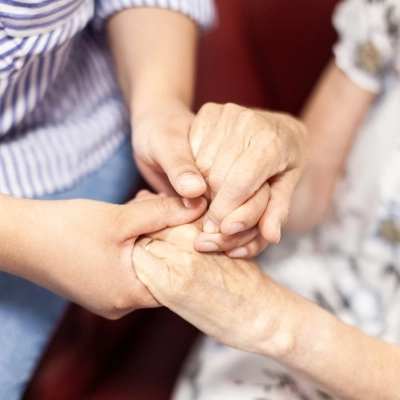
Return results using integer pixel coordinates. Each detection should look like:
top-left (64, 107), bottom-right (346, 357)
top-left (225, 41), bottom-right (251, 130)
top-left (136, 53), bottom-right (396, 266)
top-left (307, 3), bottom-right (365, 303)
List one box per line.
top-left (24, 1), bottom-right (340, 399)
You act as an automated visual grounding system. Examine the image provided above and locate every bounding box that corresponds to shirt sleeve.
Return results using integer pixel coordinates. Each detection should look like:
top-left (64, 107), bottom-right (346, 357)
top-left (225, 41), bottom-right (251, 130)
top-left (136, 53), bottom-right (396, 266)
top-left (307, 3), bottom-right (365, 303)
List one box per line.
top-left (93, 0), bottom-right (216, 32)
top-left (332, 0), bottom-right (400, 93)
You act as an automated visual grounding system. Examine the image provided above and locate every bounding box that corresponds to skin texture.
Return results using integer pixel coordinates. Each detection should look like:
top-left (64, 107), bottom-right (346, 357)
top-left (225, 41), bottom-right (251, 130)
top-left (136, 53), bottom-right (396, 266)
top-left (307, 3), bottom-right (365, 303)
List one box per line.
top-left (286, 61), bottom-right (376, 231)
top-left (130, 62), bottom-right (399, 399)
top-left (189, 103), bottom-right (308, 257)
top-left (0, 192), bottom-right (206, 319)
top-left (107, 8), bottom-right (309, 256)
top-left (133, 218), bottom-right (400, 400)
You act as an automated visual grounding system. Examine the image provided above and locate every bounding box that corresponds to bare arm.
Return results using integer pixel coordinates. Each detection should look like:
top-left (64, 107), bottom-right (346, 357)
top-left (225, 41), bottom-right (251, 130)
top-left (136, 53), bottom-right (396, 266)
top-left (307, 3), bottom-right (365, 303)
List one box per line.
top-left (286, 61), bottom-right (376, 231)
top-left (133, 220), bottom-right (400, 400)
top-left (106, 7), bottom-right (207, 197)
top-left (0, 192), bottom-right (206, 318)
top-left (261, 288), bottom-right (400, 400)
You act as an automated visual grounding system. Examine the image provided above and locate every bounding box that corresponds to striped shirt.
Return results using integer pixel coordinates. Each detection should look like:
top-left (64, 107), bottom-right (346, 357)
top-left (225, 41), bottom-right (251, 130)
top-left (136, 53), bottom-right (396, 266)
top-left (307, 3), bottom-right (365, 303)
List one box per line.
top-left (0, 0), bottom-right (215, 198)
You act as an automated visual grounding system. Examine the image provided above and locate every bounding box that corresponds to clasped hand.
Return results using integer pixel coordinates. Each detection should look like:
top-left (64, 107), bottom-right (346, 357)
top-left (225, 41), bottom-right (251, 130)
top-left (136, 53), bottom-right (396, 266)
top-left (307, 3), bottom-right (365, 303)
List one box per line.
top-left (132, 202), bottom-right (289, 355)
top-left (133, 101), bottom-right (308, 258)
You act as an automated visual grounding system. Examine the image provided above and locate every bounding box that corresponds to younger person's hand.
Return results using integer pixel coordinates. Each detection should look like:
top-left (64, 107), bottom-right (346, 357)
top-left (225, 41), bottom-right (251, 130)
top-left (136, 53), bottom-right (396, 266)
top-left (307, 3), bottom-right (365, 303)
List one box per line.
top-left (132, 98), bottom-right (206, 198)
top-left (0, 192), bottom-right (206, 319)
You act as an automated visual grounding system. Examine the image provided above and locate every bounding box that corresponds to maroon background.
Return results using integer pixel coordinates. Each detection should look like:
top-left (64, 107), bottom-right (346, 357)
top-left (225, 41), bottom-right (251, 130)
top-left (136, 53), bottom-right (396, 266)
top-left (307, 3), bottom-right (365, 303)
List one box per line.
top-left (23, 1), bottom-right (339, 399)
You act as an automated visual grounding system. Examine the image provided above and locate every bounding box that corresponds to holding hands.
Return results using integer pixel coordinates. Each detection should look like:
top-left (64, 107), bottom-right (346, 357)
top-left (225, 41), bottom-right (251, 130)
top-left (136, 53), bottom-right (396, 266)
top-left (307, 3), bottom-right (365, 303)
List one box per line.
top-left (0, 192), bottom-right (206, 320)
top-left (133, 102), bottom-right (308, 258)
top-left (132, 216), bottom-right (290, 355)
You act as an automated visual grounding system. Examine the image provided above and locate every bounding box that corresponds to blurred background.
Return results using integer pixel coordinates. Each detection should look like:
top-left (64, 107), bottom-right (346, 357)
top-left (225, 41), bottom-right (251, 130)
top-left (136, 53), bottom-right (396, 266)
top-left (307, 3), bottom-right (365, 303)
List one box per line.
top-left (23, 1), bottom-right (339, 399)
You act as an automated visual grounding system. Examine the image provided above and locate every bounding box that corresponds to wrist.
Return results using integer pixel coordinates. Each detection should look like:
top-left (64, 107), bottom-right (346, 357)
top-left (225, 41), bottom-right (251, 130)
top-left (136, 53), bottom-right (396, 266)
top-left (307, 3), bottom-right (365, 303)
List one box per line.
top-left (253, 283), bottom-right (316, 360)
top-left (245, 278), bottom-right (296, 358)
top-left (131, 95), bottom-right (193, 126)
top-left (0, 194), bottom-right (43, 276)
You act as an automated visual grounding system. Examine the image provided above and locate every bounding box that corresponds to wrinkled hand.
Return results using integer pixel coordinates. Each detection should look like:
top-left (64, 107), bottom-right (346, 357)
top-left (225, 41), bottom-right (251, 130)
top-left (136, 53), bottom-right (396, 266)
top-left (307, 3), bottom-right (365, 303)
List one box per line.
top-left (16, 192), bottom-right (206, 319)
top-left (189, 103), bottom-right (308, 258)
top-left (133, 221), bottom-right (288, 354)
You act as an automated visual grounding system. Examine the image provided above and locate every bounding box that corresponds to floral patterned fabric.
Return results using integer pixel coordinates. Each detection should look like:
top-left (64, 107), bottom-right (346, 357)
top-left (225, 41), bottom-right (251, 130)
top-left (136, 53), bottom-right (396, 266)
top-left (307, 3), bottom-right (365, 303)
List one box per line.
top-left (172, 0), bottom-right (400, 399)
top-left (333, 0), bottom-right (400, 92)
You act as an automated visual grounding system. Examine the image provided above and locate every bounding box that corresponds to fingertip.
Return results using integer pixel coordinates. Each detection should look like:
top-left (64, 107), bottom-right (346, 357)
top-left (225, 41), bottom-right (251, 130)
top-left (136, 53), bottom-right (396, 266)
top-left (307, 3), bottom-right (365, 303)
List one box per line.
top-left (182, 196), bottom-right (207, 209)
top-left (177, 174), bottom-right (206, 198)
top-left (224, 222), bottom-right (245, 236)
top-left (228, 247), bottom-right (248, 258)
top-left (203, 218), bottom-right (219, 234)
top-left (259, 221), bottom-right (281, 243)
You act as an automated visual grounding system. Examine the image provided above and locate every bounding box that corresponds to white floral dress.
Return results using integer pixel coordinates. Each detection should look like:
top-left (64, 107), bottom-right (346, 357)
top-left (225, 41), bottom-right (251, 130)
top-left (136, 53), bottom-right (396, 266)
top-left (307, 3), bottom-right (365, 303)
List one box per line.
top-left (172, 1), bottom-right (400, 399)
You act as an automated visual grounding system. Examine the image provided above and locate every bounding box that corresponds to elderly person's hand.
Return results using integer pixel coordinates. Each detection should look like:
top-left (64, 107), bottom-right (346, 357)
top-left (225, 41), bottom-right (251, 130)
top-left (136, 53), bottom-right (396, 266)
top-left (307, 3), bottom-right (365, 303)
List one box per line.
top-left (133, 101), bottom-right (307, 259)
top-left (133, 220), bottom-right (400, 400)
top-left (132, 220), bottom-right (290, 354)
top-left (189, 103), bottom-right (308, 258)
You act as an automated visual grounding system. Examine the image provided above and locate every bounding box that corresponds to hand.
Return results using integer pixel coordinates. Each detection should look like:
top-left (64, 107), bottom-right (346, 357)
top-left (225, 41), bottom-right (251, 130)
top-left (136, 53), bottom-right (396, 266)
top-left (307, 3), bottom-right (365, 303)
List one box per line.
top-left (132, 221), bottom-right (289, 354)
top-left (132, 98), bottom-right (207, 198)
top-left (2, 192), bottom-right (206, 319)
top-left (190, 103), bottom-right (308, 257)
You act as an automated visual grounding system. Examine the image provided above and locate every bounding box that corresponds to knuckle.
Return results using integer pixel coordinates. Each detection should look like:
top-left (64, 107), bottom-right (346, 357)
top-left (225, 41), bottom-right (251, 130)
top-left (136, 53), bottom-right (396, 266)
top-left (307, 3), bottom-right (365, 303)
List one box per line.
top-left (155, 197), bottom-right (174, 217)
top-left (199, 102), bottom-right (220, 116)
top-left (237, 110), bottom-right (261, 132)
top-left (222, 102), bottom-right (241, 114)
top-left (225, 168), bottom-right (255, 197)
top-left (174, 223), bottom-right (199, 241)
top-left (185, 223), bottom-right (201, 237)
top-left (196, 158), bottom-right (213, 176)
top-left (168, 153), bottom-right (195, 171)
top-left (208, 172), bottom-right (225, 195)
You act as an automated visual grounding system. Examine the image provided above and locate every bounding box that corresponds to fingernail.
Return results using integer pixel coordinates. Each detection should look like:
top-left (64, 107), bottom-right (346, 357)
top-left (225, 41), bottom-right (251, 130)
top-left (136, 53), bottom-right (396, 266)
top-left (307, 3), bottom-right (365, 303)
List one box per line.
top-left (229, 247), bottom-right (248, 258)
top-left (203, 219), bottom-right (218, 234)
top-left (178, 174), bottom-right (205, 190)
top-left (275, 223), bottom-right (281, 243)
top-left (197, 242), bottom-right (219, 252)
top-left (225, 222), bottom-right (244, 236)
top-left (182, 197), bottom-right (205, 208)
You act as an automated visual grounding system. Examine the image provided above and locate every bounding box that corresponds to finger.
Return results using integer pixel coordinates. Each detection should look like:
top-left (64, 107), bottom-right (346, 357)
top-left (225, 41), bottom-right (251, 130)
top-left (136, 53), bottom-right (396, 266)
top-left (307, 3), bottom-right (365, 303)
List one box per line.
top-left (131, 190), bottom-right (158, 203)
top-left (194, 226), bottom-right (259, 253)
top-left (202, 141), bottom-right (274, 233)
top-left (136, 238), bottom-right (179, 259)
top-left (191, 104), bottom-right (226, 182)
top-left (135, 157), bottom-right (177, 196)
top-left (190, 103), bottom-right (223, 156)
top-left (227, 234), bottom-right (268, 259)
top-left (258, 171), bottom-right (299, 243)
top-left (153, 131), bottom-right (207, 198)
top-left (132, 191), bottom-right (168, 202)
top-left (132, 245), bottom-right (170, 303)
top-left (219, 182), bottom-right (270, 236)
top-left (122, 196), bottom-right (207, 238)
top-left (145, 219), bottom-right (203, 251)
top-left (204, 106), bottom-right (255, 199)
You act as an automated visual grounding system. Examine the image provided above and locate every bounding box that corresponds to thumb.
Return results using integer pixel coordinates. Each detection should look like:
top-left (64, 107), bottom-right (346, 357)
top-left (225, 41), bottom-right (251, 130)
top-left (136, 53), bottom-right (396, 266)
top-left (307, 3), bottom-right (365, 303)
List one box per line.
top-left (154, 135), bottom-right (206, 198)
top-left (123, 196), bottom-right (207, 237)
top-left (132, 245), bottom-right (167, 303)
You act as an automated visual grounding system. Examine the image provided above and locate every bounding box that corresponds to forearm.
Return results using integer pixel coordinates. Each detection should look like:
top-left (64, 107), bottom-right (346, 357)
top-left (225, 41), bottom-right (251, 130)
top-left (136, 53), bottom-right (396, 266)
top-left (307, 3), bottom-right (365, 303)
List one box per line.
top-left (286, 61), bottom-right (376, 231)
top-left (0, 193), bottom-right (38, 277)
top-left (0, 194), bottom-right (79, 286)
top-left (259, 286), bottom-right (400, 399)
top-left (106, 7), bottom-right (198, 117)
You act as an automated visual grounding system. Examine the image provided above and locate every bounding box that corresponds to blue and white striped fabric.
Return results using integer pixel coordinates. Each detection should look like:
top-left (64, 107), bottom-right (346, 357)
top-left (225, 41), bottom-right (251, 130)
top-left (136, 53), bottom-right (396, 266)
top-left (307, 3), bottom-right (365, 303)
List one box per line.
top-left (0, 0), bottom-right (215, 198)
